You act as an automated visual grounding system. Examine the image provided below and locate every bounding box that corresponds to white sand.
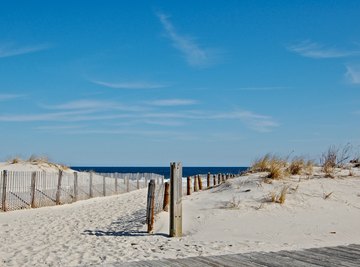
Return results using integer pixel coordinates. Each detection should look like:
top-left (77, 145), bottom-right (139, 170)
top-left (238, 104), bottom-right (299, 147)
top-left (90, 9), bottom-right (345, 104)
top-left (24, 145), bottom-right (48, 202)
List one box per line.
top-left (1, 165), bottom-right (360, 266)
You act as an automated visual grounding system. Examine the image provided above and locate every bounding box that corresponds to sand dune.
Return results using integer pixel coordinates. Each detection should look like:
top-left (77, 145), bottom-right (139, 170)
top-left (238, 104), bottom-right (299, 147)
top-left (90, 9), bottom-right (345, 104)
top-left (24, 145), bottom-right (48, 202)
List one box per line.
top-left (1, 165), bottom-right (360, 266)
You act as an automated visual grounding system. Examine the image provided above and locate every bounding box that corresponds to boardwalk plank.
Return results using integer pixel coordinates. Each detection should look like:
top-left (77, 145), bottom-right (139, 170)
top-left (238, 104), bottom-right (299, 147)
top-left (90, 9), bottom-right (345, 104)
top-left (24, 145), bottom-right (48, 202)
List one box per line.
top-left (306, 248), bottom-right (360, 267)
top-left (100, 244), bottom-right (360, 267)
top-left (277, 250), bottom-right (341, 267)
top-left (250, 251), bottom-right (318, 267)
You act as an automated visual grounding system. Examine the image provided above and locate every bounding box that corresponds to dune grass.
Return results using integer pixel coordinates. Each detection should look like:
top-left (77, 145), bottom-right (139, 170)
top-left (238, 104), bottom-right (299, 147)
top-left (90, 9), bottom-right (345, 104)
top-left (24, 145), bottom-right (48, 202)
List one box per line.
top-left (268, 186), bottom-right (288, 204)
top-left (8, 155), bottom-right (69, 171)
top-left (251, 154), bottom-right (287, 179)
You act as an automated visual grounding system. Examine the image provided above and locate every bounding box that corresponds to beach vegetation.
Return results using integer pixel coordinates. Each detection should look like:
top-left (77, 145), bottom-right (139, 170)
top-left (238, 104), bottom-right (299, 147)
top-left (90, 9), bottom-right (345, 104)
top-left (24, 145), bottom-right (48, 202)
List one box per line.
top-left (267, 186), bottom-right (288, 204)
top-left (323, 191), bottom-right (333, 200)
top-left (9, 157), bottom-right (22, 164)
top-left (226, 196), bottom-right (241, 209)
top-left (321, 144), bottom-right (352, 171)
top-left (251, 154), bottom-right (287, 179)
top-left (250, 153), bottom-right (272, 172)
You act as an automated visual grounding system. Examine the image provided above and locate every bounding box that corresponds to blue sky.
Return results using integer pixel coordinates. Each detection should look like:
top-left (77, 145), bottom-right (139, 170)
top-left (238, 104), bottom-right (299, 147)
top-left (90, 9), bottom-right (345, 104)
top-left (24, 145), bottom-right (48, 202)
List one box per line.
top-left (0, 1), bottom-right (359, 166)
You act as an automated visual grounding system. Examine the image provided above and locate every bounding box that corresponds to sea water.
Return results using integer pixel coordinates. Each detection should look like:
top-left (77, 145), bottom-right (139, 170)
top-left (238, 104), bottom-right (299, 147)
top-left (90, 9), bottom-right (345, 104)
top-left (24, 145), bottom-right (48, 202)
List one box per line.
top-left (71, 166), bottom-right (248, 179)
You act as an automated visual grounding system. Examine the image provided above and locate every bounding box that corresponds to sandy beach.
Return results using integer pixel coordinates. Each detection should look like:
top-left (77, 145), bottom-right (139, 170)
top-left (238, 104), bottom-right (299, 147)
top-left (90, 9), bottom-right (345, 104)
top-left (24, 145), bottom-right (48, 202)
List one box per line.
top-left (1, 162), bottom-right (360, 266)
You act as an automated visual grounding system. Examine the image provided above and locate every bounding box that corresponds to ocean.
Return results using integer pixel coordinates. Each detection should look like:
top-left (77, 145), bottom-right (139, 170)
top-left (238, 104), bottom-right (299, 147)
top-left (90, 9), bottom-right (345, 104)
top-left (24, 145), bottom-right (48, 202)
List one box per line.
top-left (71, 166), bottom-right (248, 179)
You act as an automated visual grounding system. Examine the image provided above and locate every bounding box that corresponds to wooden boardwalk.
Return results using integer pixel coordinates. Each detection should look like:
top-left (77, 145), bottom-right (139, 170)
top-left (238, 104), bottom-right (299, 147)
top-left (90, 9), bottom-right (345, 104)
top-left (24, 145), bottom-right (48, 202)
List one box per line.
top-left (109, 244), bottom-right (360, 267)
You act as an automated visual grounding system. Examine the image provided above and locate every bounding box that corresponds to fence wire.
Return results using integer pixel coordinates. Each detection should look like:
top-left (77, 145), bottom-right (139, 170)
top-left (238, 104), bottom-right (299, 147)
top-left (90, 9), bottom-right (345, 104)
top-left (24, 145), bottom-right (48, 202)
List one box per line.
top-left (0, 170), bottom-right (164, 212)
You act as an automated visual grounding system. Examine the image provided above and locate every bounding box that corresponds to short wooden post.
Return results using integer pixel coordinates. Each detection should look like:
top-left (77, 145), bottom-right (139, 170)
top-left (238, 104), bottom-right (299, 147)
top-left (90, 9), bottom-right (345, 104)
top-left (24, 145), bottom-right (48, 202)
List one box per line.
top-left (89, 172), bottom-right (93, 198)
top-left (146, 180), bottom-right (156, 233)
top-left (126, 177), bottom-right (130, 192)
top-left (163, 182), bottom-right (170, 211)
top-left (137, 176), bottom-right (140, 189)
top-left (222, 174), bottom-right (225, 183)
top-left (198, 175), bottom-right (202, 190)
top-left (30, 172), bottom-right (36, 208)
top-left (213, 174), bottom-right (217, 186)
top-left (187, 176), bottom-right (191, 195)
top-left (56, 170), bottom-right (63, 205)
top-left (170, 162), bottom-right (182, 237)
top-left (218, 173), bottom-right (221, 184)
top-left (115, 175), bottom-right (118, 194)
top-left (74, 172), bottom-right (78, 202)
top-left (103, 176), bottom-right (106, 196)
top-left (226, 174), bottom-right (229, 180)
top-left (207, 172), bottom-right (210, 188)
top-left (2, 170), bottom-right (8, 211)
top-left (193, 175), bottom-right (198, 192)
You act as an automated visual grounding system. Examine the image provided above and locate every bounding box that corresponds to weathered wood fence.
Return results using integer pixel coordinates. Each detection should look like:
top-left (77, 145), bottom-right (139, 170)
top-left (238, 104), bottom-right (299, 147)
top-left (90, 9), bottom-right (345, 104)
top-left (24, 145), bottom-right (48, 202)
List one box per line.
top-left (0, 170), bottom-right (163, 212)
top-left (146, 168), bottom-right (237, 235)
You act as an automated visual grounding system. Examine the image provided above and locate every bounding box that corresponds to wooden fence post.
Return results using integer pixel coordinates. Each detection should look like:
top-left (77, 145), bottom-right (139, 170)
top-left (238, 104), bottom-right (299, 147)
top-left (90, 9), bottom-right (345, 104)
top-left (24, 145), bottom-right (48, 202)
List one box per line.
top-left (74, 172), bottom-right (78, 202)
top-left (56, 170), bottom-right (63, 205)
top-left (146, 180), bottom-right (156, 233)
top-left (137, 176), bottom-right (140, 189)
top-left (126, 177), bottom-right (130, 192)
top-left (193, 175), bottom-right (198, 192)
top-left (163, 182), bottom-right (170, 211)
top-left (170, 162), bottom-right (182, 237)
top-left (207, 172), bottom-right (210, 188)
top-left (103, 176), bottom-right (106, 196)
top-left (213, 174), bottom-right (217, 186)
top-left (30, 172), bottom-right (36, 208)
top-left (187, 176), bottom-right (191, 195)
top-left (115, 174), bottom-right (118, 194)
top-left (218, 173), bottom-right (221, 184)
top-left (198, 175), bottom-right (202, 190)
top-left (89, 172), bottom-right (93, 198)
top-left (222, 174), bottom-right (225, 183)
top-left (2, 170), bottom-right (8, 212)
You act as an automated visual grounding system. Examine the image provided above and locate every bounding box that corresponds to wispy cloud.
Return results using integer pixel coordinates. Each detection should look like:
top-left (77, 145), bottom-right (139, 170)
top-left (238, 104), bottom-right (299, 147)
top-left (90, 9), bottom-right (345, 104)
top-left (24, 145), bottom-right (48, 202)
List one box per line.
top-left (43, 99), bottom-right (146, 112)
top-left (156, 12), bottom-right (217, 67)
top-left (235, 87), bottom-right (289, 91)
top-left (287, 40), bottom-right (360, 59)
top-left (147, 98), bottom-right (197, 106)
top-left (212, 111), bottom-right (279, 132)
top-left (0, 94), bottom-right (24, 101)
top-left (345, 65), bottom-right (360, 84)
top-left (143, 120), bottom-right (185, 126)
top-left (92, 80), bottom-right (167, 89)
top-left (0, 43), bottom-right (49, 58)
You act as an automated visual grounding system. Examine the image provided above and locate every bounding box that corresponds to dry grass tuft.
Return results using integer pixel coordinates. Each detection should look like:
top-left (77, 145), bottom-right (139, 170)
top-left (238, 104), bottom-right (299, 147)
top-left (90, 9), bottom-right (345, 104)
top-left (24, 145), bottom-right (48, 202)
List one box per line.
top-left (267, 186), bottom-right (289, 204)
top-left (251, 154), bottom-right (286, 179)
top-left (9, 157), bottom-right (22, 164)
top-left (323, 191), bottom-right (333, 200)
top-left (251, 154), bottom-right (272, 172)
top-left (267, 157), bottom-right (286, 179)
top-left (225, 196), bottom-right (241, 209)
top-left (278, 186), bottom-right (288, 204)
top-left (321, 144), bottom-right (352, 176)
top-left (288, 158), bottom-right (305, 175)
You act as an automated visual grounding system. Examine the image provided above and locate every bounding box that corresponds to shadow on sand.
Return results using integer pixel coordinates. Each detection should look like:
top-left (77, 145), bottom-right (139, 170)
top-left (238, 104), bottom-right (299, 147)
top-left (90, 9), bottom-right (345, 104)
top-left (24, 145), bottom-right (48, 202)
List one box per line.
top-left (82, 208), bottom-right (169, 237)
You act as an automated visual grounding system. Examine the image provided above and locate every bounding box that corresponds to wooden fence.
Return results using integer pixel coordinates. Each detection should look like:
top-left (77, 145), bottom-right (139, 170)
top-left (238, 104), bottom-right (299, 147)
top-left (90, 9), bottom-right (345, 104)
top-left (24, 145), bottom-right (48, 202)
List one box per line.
top-left (0, 170), bottom-right (164, 212)
top-left (146, 170), bottom-right (236, 235)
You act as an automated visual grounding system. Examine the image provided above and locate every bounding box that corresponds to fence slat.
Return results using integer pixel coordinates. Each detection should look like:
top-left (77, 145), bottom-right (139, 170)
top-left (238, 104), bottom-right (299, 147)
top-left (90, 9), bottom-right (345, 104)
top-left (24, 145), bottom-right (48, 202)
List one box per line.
top-left (170, 162), bottom-right (182, 237)
top-left (74, 172), bottom-right (78, 202)
top-left (146, 180), bottom-right (156, 233)
top-left (163, 182), bottom-right (169, 211)
top-left (2, 170), bottom-right (7, 212)
top-left (56, 170), bottom-right (63, 205)
top-left (30, 172), bottom-right (36, 208)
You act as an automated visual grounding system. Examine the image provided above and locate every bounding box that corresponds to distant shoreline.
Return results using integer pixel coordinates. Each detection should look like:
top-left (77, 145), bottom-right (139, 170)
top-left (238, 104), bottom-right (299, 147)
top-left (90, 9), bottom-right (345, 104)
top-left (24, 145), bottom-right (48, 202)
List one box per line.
top-left (71, 166), bottom-right (249, 178)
